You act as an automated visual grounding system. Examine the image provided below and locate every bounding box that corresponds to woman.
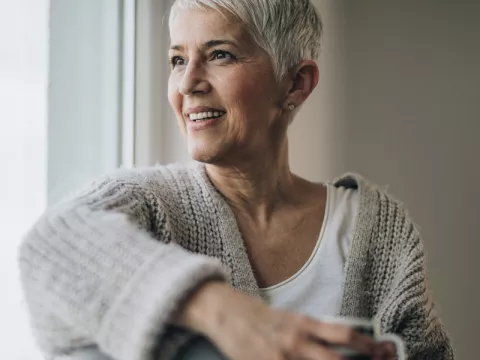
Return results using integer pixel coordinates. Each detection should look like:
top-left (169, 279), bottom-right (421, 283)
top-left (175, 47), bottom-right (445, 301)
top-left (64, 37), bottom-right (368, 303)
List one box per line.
top-left (19, 0), bottom-right (454, 359)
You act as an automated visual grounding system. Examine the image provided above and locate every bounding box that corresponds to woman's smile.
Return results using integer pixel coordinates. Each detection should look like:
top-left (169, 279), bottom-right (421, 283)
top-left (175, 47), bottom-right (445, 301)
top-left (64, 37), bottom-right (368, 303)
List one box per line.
top-left (185, 106), bottom-right (227, 131)
top-left (187, 113), bottom-right (225, 131)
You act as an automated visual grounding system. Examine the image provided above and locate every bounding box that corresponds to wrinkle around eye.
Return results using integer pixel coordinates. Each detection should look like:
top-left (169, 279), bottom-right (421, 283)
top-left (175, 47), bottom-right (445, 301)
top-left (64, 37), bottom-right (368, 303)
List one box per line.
top-left (210, 50), bottom-right (237, 64)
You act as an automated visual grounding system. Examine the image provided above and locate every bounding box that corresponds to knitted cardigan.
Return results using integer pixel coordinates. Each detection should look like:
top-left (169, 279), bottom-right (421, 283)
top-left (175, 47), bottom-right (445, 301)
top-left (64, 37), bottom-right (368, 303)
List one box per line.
top-left (19, 162), bottom-right (454, 360)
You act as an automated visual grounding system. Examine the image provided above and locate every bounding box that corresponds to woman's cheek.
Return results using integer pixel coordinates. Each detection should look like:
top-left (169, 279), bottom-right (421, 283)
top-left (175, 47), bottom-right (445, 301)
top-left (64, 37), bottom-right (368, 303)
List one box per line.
top-left (167, 78), bottom-right (178, 109)
top-left (167, 82), bottom-right (186, 134)
top-left (225, 75), bottom-right (259, 105)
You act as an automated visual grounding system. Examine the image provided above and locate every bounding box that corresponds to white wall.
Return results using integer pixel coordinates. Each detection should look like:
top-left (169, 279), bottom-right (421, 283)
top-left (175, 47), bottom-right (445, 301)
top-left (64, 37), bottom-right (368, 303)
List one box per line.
top-left (289, 0), bottom-right (348, 180)
top-left (135, 0), bottom-right (181, 166)
top-left (135, 0), bottom-right (190, 166)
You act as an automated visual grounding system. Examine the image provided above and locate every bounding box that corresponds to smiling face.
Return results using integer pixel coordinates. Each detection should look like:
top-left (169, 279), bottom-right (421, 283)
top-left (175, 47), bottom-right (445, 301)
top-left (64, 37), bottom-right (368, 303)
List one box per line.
top-left (168, 8), bottom-right (288, 165)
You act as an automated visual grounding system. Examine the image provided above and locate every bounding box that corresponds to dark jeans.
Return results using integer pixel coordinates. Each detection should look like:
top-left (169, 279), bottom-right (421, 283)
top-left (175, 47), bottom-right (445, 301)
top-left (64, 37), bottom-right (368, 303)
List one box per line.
top-left (175, 336), bottom-right (227, 360)
top-left (174, 337), bottom-right (372, 360)
top-left (66, 339), bottom-right (368, 360)
top-left (65, 337), bottom-right (226, 360)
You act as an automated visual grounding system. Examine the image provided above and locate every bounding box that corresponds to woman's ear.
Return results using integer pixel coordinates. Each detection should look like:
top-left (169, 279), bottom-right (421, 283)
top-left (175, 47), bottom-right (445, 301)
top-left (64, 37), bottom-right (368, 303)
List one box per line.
top-left (283, 60), bottom-right (320, 110)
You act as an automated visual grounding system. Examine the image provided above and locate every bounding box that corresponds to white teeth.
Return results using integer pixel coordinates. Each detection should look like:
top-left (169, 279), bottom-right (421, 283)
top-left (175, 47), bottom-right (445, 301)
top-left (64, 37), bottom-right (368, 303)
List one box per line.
top-left (188, 111), bottom-right (225, 121)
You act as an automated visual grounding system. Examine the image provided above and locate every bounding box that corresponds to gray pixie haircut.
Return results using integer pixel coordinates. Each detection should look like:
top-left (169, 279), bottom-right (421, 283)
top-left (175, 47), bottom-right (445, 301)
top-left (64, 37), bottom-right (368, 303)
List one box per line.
top-left (169, 0), bottom-right (323, 81)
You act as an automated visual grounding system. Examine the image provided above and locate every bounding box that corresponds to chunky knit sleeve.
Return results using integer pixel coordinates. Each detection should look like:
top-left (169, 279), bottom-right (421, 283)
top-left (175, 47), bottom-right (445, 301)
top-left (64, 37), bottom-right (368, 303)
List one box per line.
top-left (374, 195), bottom-right (455, 360)
top-left (18, 170), bottom-right (229, 360)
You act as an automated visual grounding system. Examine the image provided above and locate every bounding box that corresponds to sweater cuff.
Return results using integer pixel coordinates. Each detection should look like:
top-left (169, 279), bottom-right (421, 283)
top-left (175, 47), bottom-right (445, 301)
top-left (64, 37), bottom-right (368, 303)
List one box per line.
top-left (97, 244), bottom-right (229, 360)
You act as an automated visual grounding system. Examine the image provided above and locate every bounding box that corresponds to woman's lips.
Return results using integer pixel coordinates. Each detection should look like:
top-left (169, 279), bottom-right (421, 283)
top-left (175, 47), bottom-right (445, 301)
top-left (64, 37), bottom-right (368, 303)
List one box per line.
top-left (187, 113), bottom-right (225, 131)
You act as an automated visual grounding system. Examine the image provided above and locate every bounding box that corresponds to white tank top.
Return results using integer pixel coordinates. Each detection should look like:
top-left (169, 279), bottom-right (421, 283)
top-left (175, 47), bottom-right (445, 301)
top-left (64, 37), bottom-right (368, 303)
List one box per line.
top-left (259, 184), bottom-right (359, 319)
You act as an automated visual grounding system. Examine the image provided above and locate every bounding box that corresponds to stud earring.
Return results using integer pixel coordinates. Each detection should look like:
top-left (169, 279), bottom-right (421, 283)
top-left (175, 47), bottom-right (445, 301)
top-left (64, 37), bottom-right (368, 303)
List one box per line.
top-left (288, 104), bottom-right (295, 111)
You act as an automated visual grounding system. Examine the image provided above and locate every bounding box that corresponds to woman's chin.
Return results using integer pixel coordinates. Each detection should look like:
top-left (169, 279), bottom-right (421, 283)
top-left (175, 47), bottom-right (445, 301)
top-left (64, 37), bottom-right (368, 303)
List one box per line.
top-left (188, 143), bottom-right (224, 164)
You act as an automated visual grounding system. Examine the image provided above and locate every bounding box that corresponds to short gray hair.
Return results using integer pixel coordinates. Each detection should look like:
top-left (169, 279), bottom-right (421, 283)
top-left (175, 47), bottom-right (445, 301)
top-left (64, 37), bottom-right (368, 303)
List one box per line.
top-left (169, 0), bottom-right (323, 81)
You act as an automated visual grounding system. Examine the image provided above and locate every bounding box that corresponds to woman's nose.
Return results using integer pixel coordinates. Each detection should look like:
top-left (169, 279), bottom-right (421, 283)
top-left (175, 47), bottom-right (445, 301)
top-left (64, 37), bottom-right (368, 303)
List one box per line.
top-left (179, 63), bottom-right (211, 96)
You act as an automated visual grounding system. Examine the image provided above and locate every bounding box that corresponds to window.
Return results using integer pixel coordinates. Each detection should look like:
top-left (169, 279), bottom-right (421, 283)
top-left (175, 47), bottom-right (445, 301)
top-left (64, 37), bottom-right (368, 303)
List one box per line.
top-left (0, 1), bottom-right (48, 358)
top-left (0, 1), bottom-right (135, 358)
top-left (48, 0), bottom-right (130, 204)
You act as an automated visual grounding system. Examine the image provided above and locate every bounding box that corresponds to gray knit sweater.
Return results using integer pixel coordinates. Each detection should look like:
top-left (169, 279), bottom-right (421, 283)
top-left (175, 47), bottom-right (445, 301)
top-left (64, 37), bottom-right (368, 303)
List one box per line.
top-left (19, 162), bottom-right (454, 360)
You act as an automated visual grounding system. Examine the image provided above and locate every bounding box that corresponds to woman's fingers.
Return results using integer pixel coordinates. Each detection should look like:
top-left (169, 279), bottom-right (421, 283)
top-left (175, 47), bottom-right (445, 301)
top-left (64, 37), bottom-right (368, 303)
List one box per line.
top-left (277, 328), bottom-right (343, 360)
top-left (305, 317), bottom-right (376, 356)
top-left (372, 341), bottom-right (397, 360)
top-left (297, 339), bottom-right (345, 360)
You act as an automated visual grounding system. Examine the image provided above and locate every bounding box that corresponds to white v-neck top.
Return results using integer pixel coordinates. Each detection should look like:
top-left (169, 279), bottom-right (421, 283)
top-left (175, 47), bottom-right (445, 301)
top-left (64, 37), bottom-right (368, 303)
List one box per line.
top-left (259, 184), bottom-right (359, 319)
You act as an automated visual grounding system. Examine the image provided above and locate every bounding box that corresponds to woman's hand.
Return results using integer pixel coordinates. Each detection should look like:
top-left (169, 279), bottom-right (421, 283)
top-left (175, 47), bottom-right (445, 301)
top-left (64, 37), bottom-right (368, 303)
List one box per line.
top-left (177, 281), bottom-right (396, 360)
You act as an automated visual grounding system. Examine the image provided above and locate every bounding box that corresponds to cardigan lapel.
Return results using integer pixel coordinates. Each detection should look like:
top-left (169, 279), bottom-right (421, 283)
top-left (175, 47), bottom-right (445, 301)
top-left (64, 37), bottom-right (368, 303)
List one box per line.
top-left (333, 173), bottom-right (381, 318)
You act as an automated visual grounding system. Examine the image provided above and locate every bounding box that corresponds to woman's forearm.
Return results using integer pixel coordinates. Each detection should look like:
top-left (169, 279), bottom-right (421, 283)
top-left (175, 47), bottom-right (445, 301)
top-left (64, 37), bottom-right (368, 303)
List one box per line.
top-left (19, 177), bottom-right (229, 360)
top-left (174, 281), bottom-right (234, 336)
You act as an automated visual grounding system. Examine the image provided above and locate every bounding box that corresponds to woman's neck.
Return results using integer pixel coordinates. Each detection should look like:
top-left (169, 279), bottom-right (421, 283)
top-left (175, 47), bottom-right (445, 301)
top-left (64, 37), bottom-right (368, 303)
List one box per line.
top-left (205, 145), bottom-right (306, 224)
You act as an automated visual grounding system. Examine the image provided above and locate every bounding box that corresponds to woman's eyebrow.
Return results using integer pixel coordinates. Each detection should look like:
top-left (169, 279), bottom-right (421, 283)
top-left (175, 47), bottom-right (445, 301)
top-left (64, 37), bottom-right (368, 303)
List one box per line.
top-left (169, 39), bottom-right (239, 52)
top-left (204, 39), bottom-right (238, 49)
top-left (169, 44), bottom-right (183, 51)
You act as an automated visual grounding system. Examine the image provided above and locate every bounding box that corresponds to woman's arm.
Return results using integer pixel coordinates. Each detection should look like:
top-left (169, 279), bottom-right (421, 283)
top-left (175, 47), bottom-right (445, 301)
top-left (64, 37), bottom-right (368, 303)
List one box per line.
top-left (379, 215), bottom-right (455, 360)
top-left (18, 170), bottom-right (229, 360)
top-left (395, 246), bottom-right (454, 359)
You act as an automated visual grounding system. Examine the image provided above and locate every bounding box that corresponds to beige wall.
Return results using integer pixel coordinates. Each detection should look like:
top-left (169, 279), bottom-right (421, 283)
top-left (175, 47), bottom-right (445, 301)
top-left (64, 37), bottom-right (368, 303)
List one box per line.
top-left (150, 1), bottom-right (479, 358)
top-left (294, 1), bottom-right (480, 358)
top-left (289, 0), bottom-right (348, 179)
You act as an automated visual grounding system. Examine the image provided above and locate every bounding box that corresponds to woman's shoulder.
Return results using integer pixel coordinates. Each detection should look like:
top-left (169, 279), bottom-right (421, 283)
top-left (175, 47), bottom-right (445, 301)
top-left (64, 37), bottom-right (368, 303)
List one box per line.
top-left (332, 172), bottom-right (421, 245)
top-left (59, 162), bottom-right (207, 208)
top-left (332, 172), bottom-right (410, 211)
top-left (91, 162), bottom-right (199, 184)
top-left (80, 162), bottom-right (201, 191)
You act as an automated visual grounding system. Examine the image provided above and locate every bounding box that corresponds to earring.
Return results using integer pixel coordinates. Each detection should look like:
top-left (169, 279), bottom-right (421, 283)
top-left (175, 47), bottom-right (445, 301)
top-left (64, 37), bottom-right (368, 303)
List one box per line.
top-left (288, 104), bottom-right (295, 111)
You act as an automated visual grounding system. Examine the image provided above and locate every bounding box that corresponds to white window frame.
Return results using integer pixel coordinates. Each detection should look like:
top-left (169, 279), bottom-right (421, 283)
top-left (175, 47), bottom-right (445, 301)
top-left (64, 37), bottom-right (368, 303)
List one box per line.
top-left (121, 0), bottom-right (137, 168)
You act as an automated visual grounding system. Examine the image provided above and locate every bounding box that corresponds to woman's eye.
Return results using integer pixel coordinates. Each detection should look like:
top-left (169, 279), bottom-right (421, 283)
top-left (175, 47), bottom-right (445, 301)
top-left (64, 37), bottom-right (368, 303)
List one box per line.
top-left (170, 56), bottom-right (185, 68)
top-left (211, 50), bottom-right (235, 61)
